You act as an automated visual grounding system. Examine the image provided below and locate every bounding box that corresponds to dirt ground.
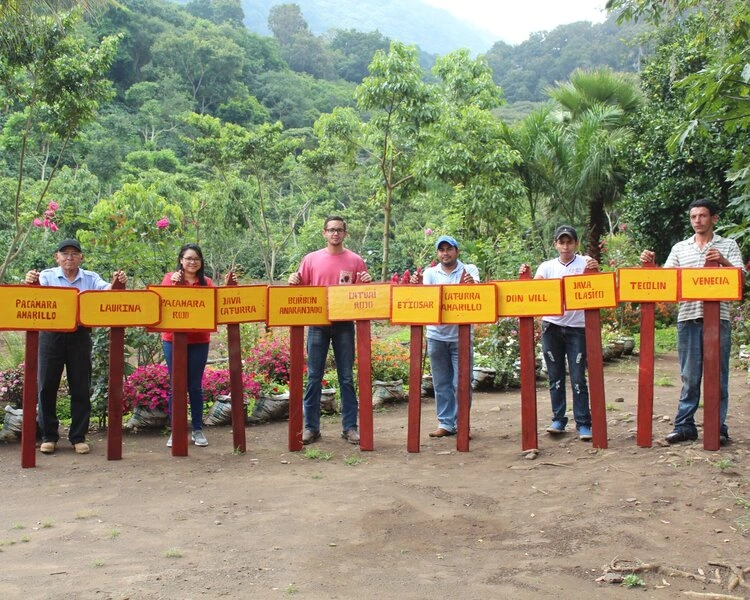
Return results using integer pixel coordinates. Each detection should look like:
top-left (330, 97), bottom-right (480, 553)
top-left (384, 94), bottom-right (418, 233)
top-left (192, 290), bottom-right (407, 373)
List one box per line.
top-left (1, 352), bottom-right (749, 600)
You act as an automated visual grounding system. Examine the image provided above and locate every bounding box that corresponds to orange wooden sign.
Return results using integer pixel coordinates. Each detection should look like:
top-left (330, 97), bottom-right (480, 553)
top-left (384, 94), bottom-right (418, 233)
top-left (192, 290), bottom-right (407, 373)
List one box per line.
top-left (441, 284), bottom-right (498, 324)
top-left (617, 268), bottom-right (678, 303)
top-left (0, 285), bottom-right (79, 331)
top-left (267, 286), bottom-right (330, 327)
top-left (79, 290), bottom-right (161, 327)
top-left (390, 285), bottom-right (441, 325)
top-left (563, 272), bottom-right (617, 310)
top-left (679, 268), bottom-right (743, 301)
top-left (327, 283), bottom-right (391, 321)
top-left (496, 279), bottom-right (564, 317)
top-left (147, 286), bottom-right (217, 332)
top-left (217, 285), bottom-right (267, 324)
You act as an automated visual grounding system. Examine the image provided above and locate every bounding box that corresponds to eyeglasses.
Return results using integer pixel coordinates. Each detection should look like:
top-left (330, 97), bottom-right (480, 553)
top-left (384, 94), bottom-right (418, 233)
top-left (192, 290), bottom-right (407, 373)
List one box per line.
top-left (182, 256), bottom-right (202, 263)
top-left (325, 228), bottom-right (346, 234)
top-left (59, 252), bottom-right (82, 258)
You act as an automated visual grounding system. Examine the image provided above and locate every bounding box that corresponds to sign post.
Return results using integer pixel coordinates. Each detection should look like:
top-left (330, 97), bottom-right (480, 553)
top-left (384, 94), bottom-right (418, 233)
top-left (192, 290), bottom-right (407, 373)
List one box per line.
top-left (267, 286), bottom-right (329, 451)
top-left (327, 283), bottom-right (392, 451)
top-left (217, 283), bottom-right (267, 453)
top-left (148, 286), bottom-right (217, 457)
top-left (391, 285), bottom-right (442, 452)
top-left (679, 266), bottom-right (742, 451)
top-left (562, 270), bottom-right (617, 449)
top-left (496, 277), bottom-right (564, 451)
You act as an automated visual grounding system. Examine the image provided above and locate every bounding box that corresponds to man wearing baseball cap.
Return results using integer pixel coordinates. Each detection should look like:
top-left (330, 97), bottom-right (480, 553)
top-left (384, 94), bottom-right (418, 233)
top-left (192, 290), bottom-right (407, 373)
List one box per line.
top-left (25, 239), bottom-right (127, 455)
top-left (519, 225), bottom-right (599, 441)
top-left (416, 235), bottom-right (480, 438)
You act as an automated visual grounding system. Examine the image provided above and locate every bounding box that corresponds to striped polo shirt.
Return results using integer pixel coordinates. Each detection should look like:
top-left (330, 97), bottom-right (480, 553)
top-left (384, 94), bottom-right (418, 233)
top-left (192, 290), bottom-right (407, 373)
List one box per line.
top-left (663, 233), bottom-right (744, 321)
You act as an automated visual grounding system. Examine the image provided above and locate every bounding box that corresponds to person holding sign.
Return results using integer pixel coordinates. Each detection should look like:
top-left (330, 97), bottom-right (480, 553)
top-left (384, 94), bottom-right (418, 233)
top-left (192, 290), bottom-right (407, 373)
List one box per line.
top-left (519, 225), bottom-right (598, 441)
top-left (25, 238), bottom-right (127, 455)
top-left (414, 235), bottom-right (480, 438)
top-left (640, 199), bottom-right (744, 446)
top-left (161, 243), bottom-right (236, 448)
top-left (288, 216), bottom-right (372, 445)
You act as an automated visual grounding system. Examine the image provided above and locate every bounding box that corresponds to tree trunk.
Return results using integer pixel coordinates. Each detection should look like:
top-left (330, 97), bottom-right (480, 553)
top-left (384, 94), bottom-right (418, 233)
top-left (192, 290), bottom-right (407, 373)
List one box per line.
top-left (588, 194), bottom-right (606, 262)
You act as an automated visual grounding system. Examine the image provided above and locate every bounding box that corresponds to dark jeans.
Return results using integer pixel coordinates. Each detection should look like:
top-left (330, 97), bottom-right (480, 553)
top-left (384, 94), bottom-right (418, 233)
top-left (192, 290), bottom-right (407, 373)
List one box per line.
top-left (37, 327), bottom-right (93, 444)
top-left (303, 323), bottom-right (357, 433)
top-left (541, 321), bottom-right (591, 430)
top-left (163, 341), bottom-right (210, 432)
top-left (674, 319), bottom-right (731, 437)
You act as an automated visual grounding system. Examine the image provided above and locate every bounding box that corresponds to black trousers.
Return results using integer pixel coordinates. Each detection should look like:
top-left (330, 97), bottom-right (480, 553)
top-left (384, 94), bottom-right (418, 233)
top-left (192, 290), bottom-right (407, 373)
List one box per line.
top-left (37, 327), bottom-right (93, 444)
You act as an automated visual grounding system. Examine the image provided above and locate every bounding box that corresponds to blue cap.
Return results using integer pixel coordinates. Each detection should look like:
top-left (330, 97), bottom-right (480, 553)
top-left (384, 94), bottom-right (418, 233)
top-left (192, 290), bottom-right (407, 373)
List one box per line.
top-left (435, 235), bottom-right (459, 250)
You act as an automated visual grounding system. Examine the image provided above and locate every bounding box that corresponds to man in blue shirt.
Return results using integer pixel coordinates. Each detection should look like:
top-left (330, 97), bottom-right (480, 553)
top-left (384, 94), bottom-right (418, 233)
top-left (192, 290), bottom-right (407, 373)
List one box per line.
top-left (418, 235), bottom-right (479, 437)
top-left (25, 239), bottom-right (127, 455)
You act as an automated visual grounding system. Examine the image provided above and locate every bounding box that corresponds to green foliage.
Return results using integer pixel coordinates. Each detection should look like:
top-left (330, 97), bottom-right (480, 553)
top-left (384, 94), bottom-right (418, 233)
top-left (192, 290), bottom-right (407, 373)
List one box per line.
top-left (370, 337), bottom-right (410, 382)
top-left (473, 320), bottom-right (530, 389)
top-left (0, 361), bottom-right (24, 408)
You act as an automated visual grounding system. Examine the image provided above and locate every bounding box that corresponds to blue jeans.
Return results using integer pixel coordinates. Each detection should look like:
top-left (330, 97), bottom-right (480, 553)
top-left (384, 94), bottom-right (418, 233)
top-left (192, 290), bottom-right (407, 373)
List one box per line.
top-left (427, 338), bottom-right (472, 432)
top-left (674, 319), bottom-right (731, 436)
top-left (541, 322), bottom-right (591, 429)
top-left (163, 341), bottom-right (209, 432)
top-left (303, 323), bottom-right (357, 433)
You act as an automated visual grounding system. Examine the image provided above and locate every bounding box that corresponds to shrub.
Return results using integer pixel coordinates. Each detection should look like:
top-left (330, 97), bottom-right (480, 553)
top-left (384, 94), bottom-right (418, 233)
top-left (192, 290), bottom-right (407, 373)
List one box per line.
top-left (123, 364), bottom-right (171, 412)
top-left (202, 368), bottom-right (261, 404)
top-left (0, 363), bottom-right (24, 408)
top-left (244, 331), bottom-right (291, 384)
top-left (371, 337), bottom-right (410, 382)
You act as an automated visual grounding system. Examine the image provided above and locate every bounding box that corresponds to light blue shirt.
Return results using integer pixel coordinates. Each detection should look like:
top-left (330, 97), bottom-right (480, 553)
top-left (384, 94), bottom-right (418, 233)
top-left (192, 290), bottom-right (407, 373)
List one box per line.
top-left (39, 267), bottom-right (110, 292)
top-left (423, 259), bottom-right (480, 342)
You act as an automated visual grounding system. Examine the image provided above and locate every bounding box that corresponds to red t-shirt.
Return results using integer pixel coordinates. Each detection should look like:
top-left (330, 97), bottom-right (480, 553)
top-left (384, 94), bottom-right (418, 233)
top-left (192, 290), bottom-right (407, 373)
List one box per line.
top-left (297, 248), bottom-right (367, 286)
top-left (160, 272), bottom-right (214, 344)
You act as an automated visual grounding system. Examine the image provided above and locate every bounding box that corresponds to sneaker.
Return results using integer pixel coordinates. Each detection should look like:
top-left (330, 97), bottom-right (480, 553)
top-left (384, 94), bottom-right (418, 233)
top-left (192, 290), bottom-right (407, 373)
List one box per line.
top-left (40, 441), bottom-right (57, 454)
top-left (578, 426), bottom-right (592, 441)
top-left (341, 428), bottom-right (360, 444)
top-left (302, 429), bottom-right (321, 445)
top-left (192, 430), bottom-right (208, 447)
top-left (73, 442), bottom-right (90, 454)
top-left (546, 421), bottom-right (565, 434)
top-left (166, 434), bottom-right (173, 448)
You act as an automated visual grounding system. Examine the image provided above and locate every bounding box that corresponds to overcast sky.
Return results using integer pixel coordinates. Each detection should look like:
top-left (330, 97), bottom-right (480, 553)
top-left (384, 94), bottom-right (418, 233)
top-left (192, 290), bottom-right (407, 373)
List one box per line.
top-left (423, 0), bottom-right (610, 45)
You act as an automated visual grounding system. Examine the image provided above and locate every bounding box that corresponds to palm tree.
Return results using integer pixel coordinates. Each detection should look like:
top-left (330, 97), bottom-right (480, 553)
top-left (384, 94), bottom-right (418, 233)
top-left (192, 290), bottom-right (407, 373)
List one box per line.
top-left (547, 68), bottom-right (643, 260)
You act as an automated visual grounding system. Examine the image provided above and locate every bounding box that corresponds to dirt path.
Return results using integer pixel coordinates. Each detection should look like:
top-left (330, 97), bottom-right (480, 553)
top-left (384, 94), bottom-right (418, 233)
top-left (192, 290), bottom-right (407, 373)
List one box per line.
top-left (1, 353), bottom-right (749, 599)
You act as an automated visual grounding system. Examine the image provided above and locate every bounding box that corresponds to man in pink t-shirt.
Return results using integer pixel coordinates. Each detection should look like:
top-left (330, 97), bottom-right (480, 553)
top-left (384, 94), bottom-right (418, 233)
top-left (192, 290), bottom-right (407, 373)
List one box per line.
top-left (288, 216), bottom-right (372, 445)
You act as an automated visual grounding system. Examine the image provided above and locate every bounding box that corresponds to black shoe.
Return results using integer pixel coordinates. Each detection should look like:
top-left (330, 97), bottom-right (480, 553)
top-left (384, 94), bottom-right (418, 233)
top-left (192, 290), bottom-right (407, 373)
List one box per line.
top-left (665, 429), bottom-right (698, 444)
top-left (720, 433), bottom-right (730, 446)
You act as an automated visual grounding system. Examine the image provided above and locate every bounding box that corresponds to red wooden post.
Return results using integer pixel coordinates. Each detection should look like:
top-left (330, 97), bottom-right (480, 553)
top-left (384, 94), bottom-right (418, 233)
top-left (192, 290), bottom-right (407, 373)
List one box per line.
top-left (456, 324), bottom-right (471, 452)
top-left (518, 269), bottom-right (538, 451)
top-left (702, 259), bottom-right (721, 451)
top-left (225, 274), bottom-right (247, 454)
top-left (356, 320), bottom-right (374, 451)
top-left (407, 325), bottom-right (423, 452)
top-left (21, 330), bottom-right (39, 468)
top-left (636, 262), bottom-right (656, 448)
top-left (584, 266), bottom-right (607, 449)
top-left (106, 278), bottom-right (126, 461)
top-left (288, 325), bottom-right (304, 451)
top-left (171, 331), bottom-right (189, 456)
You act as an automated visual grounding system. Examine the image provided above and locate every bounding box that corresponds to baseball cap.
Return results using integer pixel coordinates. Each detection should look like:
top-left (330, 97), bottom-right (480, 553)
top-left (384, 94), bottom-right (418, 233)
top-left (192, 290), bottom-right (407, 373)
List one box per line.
top-left (553, 226), bottom-right (578, 242)
top-left (56, 239), bottom-right (82, 252)
top-left (435, 235), bottom-right (459, 250)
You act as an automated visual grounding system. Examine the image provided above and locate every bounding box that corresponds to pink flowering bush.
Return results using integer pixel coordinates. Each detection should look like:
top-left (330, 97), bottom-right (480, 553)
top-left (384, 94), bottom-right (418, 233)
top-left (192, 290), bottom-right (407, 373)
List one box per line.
top-left (32, 201), bottom-right (60, 232)
top-left (202, 368), bottom-right (261, 404)
top-left (156, 217), bottom-right (169, 229)
top-left (243, 332), bottom-right (291, 384)
top-left (123, 364), bottom-right (171, 412)
top-left (0, 363), bottom-right (24, 408)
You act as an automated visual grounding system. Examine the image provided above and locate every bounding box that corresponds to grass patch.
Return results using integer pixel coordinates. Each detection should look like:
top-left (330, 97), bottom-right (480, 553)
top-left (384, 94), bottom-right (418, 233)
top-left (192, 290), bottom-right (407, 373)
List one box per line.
top-left (621, 573), bottom-right (645, 588)
top-left (20, 535), bottom-right (30, 543)
top-left (286, 584), bottom-right (299, 594)
top-left (93, 560), bottom-right (105, 567)
top-left (654, 376), bottom-right (674, 387)
top-left (164, 547), bottom-right (183, 558)
top-left (40, 519), bottom-right (53, 529)
top-left (605, 403), bottom-right (620, 411)
top-left (303, 448), bottom-right (333, 461)
top-left (635, 326), bottom-right (678, 354)
top-left (75, 510), bottom-right (97, 520)
top-left (344, 454), bottom-right (365, 466)
top-left (311, 474), bottom-right (324, 480)
top-left (713, 458), bottom-right (734, 472)
top-left (108, 528), bottom-right (121, 540)
top-left (11, 523), bottom-right (24, 530)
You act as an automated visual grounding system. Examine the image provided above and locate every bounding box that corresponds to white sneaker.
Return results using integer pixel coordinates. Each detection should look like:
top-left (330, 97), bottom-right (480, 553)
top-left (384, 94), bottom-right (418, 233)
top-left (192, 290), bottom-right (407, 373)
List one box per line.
top-left (192, 430), bottom-right (208, 446)
top-left (166, 434), bottom-right (172, 448)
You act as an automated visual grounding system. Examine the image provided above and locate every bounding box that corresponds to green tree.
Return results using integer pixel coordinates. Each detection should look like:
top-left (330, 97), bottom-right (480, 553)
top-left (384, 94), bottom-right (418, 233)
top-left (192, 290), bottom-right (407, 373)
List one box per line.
top-left (0, 10), bottom-right (119, 281)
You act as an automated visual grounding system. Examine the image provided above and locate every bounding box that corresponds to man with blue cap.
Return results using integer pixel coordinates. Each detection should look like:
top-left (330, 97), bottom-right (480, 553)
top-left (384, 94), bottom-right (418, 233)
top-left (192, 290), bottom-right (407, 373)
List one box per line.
top-left (416, 235), bottom-right (479, 437)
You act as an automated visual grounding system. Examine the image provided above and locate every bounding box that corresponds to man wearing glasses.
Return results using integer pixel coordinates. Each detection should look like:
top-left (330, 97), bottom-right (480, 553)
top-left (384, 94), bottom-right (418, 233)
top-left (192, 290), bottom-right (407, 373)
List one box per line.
top-left (288, 216), bottom-right (372, 445)
top-left (25, 239), bottom-right (127, 455)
